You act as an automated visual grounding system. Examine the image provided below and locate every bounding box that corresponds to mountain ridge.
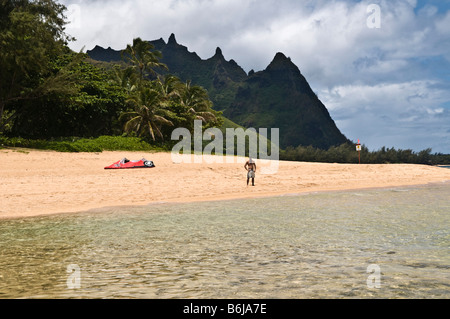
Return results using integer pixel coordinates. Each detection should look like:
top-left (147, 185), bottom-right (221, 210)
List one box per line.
top-left (87, 34), bottom-right (349, 149)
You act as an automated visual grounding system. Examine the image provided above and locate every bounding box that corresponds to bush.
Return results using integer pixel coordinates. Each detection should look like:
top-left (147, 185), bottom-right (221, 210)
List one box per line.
top-left (280, 143), bottom-right (443, 165)
top-left (0, 135), bottom-right (159, 152)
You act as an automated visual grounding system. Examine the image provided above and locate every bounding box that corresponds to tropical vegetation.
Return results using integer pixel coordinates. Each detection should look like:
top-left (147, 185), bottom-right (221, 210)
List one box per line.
top-left (280, 144), bottom-right (450, 165)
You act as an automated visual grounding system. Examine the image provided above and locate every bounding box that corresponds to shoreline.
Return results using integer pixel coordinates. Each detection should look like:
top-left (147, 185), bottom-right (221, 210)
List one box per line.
top-left (86, 179), bottom-right (449, 206)
top-left (4, 180), bottom-right (449, 221)
top-left (1, 149), bottom-right (450, 220)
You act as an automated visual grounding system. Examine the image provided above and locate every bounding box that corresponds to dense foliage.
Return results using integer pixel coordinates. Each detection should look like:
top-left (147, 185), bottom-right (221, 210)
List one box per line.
top-left (0, 135), bottom-right (162, 152)
top-left (281, 144), bottom-right (450, 165)
top-left (8, 54), bottom-right (128, 138)
top-left (1, 0), bottom-right (75, 131)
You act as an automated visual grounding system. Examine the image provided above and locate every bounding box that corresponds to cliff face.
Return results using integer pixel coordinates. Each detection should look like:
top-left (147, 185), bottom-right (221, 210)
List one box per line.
top-left (87, 34), bottom-right (348, 149)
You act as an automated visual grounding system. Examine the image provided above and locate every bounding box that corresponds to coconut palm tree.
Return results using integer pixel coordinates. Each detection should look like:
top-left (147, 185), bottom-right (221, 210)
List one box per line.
top-left (153, 74), bottom-right (183, 102)
top-left (180, 80), bottom-right (217, 123)
top-left (120, 87), bottom-right (174, 141)
top-left (121, 37), bottom-right (167, 81)
top-left (110, 65), bottom-right (138, 94)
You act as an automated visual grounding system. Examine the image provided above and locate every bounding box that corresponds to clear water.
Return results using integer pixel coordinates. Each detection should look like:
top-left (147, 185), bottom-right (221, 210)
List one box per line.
top-left (0, 183), bottom-right (449, 299)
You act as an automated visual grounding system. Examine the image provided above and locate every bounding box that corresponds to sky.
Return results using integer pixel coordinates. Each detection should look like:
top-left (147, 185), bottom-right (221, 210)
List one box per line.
top-left (59, 0), bottom-right (450, 153)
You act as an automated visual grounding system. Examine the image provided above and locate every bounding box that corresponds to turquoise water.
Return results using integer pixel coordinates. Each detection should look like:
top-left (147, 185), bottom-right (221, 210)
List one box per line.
top-left (0, 183), bottom-right (449, 299)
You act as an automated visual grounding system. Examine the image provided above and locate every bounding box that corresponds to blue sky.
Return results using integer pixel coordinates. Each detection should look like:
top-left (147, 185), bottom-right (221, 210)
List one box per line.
top-left (416, 0), bottom-right (450, 13)
top-left (60, 0), bottom-right (450, 153)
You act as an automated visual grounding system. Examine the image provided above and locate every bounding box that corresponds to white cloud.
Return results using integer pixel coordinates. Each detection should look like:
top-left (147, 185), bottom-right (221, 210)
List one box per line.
top-left (435, 10), bottom-right (450, 38)
top-left (320, 81), bottom-right (450, 152)
top-left (59, 0), bottom-right (450, 152)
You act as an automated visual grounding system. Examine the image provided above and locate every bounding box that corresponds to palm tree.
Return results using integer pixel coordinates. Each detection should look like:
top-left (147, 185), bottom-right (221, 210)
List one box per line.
top-left (153, 74), bottom-right (183, 102)
top-left (120, 87), bottom-right (174, 141)
top-left (109, 65), bottom-right (138, 94)
top-left (121, 38), bottom-right (167, 81)
top-left (180, 80), bottom-right (217, 123)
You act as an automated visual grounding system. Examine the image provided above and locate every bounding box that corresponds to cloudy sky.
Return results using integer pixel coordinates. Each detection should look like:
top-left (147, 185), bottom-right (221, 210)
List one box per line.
top-left (60, 0), bottom-right (450, 153)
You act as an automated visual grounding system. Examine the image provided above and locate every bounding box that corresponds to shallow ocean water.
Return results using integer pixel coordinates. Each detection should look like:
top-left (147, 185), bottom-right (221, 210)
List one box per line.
top-left (0, 183), bottom-right (449, 299)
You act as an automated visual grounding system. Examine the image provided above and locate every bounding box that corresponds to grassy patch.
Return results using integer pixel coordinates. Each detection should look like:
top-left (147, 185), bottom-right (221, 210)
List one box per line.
top-left (0, 135), bottom-right (168, 153)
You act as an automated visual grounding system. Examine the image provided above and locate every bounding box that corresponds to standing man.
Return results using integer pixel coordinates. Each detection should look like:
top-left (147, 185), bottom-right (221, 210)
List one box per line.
top-left (244, 157), bottom-right (256, 186)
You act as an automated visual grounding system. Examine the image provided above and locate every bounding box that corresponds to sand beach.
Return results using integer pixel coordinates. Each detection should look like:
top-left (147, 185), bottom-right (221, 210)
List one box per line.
top-left (1, 148), bottom-right (450, 219)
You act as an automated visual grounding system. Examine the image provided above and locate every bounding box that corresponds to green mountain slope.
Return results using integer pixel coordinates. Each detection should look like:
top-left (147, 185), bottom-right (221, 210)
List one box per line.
top-left (225, 52), bottom-right (348, 149)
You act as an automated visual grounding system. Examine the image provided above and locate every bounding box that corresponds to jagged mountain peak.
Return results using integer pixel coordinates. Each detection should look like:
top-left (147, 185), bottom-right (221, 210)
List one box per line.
top-left (87, 45), bottom-right (121, 62)
top-left (214, 47), bottom-right (224, 59)
top-left (168, 33), bottom-right (178, 45)
top-left (152, 37), bottom-right (166, 46)
top-left (266, 52), bottom-right (300, 73)
top-left (273, 52), bottom-right (289, 61)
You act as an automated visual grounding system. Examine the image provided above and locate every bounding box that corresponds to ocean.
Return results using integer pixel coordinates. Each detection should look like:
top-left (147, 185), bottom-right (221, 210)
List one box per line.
top-left (0, 183), bottom-right (449, 299)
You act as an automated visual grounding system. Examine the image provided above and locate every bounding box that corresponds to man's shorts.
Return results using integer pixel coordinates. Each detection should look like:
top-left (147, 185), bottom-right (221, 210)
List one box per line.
top-left (247, 170), bottom-right (255, 179)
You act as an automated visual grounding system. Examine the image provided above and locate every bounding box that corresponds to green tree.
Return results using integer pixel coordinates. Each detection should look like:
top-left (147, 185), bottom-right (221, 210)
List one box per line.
top-left (121, 37), bottom-right (168, 82)
top-left (153, 74), bottom-right (184, 102)
top-left (120, 87), bottom-right (174, 141)
top-left (10, 53), bottom-right (128, 138)
top-left (109, 65), bottom-right (138, 94)
top-left (180, 80), bottom-right (219, 124)
top-left (0, 0), bottom-right (76, 132)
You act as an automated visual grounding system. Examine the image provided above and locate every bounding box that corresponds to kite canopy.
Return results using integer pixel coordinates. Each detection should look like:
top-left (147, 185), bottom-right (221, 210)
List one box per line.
top-left (104, 158), bottom-right (155, 169)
